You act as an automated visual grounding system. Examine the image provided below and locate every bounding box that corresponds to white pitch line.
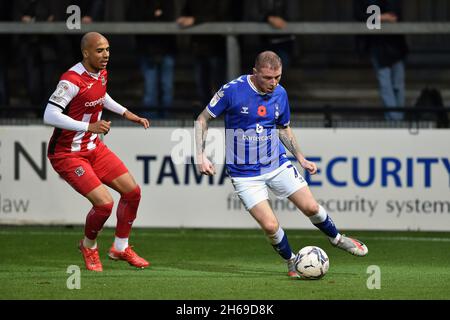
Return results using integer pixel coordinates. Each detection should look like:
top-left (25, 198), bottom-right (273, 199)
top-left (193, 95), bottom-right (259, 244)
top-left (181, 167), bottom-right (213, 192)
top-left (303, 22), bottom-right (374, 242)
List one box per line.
top-left (1, 229), bottom-right (450, 242)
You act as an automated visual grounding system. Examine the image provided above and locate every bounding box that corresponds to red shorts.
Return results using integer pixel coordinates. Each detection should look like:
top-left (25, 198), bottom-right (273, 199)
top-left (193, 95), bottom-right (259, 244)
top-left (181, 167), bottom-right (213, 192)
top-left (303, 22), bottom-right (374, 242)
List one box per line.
top-left (49, 142), bottom-right (128, 196)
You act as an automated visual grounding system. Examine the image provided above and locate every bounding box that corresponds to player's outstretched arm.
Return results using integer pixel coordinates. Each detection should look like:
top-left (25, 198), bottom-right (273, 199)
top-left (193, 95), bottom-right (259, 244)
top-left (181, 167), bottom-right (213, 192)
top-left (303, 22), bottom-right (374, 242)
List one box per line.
top-left (103, 93), bottom-right (149, 129)
top-left (123, 110), bottom-right (150, 129)
top-left (278, 125), bottom-right (317, 175)
top-left (195, 108), bottom-right (216, 176)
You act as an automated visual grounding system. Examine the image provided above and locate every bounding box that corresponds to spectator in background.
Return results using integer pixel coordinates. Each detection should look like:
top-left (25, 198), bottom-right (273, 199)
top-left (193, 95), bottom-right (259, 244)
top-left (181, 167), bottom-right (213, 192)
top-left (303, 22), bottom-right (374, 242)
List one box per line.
top-left (13, 0), bottom-right (60, 108)
top-left (75, 0), bottom-right (104, 24)
top-left (177, 0), bottom-right (232, 109)
top-left (68, 0), bottom-right (105, 61)
top-left (0, 1), bottom-right (12, 106)
top-left (129, 0), bottom-right (177, 119)
top-left (243, 0), bottom-right (296, 68)
top-left (354, 0), bottom-right (408, 121)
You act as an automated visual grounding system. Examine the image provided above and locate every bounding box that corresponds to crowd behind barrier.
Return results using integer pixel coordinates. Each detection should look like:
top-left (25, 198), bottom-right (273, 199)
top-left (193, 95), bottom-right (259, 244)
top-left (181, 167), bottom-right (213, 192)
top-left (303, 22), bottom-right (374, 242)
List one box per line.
top-left (0, 0), bottom-right (449, 127)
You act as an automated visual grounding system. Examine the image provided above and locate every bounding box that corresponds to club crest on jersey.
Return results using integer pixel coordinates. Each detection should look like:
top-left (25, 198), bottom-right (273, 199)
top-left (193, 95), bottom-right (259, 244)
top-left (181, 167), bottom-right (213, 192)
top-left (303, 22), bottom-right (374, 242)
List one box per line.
top-left (275, 103), bottom-right (279, 119)
top-left (257, 105), bottom-right (267, 117)
top-left (75, 166), bottom-right (85, 177)
top-left (101, 75), bottom-right (106, 86)
top-left (209, 90), bottom-right (224, 107)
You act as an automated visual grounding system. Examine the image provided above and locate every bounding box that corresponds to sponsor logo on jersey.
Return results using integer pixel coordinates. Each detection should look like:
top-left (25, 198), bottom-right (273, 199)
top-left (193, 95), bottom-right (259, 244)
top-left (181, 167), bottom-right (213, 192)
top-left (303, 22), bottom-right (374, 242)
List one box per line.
top-left (85, 96), bottom-right (105, 107)
top-left (242, 133), bottom-right (274, 142)
top-left (256, 123), bottom-right (264, 134)
top-left (241, 106), bottom-right (249, 114)
top-left (75, 166), bottom-right (85, 177)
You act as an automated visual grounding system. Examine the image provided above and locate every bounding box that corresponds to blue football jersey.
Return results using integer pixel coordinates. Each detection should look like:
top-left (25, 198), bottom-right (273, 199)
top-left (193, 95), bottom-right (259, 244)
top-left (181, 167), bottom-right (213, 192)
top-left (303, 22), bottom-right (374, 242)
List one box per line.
top-left (206, 75), bottom-right (291, 177)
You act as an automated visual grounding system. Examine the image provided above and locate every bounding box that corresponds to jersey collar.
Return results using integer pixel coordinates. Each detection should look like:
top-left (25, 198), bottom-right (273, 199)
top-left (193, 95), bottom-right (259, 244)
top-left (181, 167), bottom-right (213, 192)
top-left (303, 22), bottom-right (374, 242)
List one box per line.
top-left (247, 75), bottom-right (274, 98)
top-left (79, 62), bottom-right (101, 80)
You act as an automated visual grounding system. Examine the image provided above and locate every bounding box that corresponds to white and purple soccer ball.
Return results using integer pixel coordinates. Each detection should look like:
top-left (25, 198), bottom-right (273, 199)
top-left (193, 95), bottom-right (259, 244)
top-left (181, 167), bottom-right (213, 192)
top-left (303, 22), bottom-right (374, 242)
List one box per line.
top-left (295, 246), bottom-right (330, 279)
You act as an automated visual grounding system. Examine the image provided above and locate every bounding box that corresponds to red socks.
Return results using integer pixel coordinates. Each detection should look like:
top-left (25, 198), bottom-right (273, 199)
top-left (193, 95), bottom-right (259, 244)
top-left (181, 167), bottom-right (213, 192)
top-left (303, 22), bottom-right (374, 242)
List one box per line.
top-left (84, 202), bottom-right (114, 240)
top-left (84, 185), bottom-right (141, 241)
top-left (115, 185), bottom-right (141, 238)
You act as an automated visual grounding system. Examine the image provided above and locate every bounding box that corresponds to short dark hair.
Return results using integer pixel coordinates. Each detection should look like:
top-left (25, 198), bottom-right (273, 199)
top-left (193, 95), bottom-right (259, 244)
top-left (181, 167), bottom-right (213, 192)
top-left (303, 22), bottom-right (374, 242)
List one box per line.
top-left (255, 51), bottom-right (282, 70)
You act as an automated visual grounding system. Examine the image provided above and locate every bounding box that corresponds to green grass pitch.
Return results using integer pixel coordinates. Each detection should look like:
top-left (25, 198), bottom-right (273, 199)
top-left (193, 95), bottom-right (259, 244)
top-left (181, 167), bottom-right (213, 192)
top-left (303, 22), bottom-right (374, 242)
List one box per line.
top-left (1, 226), bottom-right (449, 300)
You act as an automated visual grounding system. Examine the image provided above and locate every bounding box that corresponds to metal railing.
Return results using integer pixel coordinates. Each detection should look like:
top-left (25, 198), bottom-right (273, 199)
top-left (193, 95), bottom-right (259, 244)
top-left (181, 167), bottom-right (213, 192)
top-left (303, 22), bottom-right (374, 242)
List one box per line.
top-left (1, 21), bottom-right (449, 128)
top-left (1, 22), bottom-right (450, 79)
top-left (2, 22), bottom-right (450, 34)
top-left (1, 105), bottom-right (448, 128)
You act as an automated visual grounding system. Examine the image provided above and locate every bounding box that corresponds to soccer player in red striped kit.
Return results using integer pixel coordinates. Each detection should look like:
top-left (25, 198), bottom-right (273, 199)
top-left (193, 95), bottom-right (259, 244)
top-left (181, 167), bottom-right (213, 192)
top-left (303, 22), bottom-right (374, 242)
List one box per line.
top-left (44, 32), bottom-right (150, 271)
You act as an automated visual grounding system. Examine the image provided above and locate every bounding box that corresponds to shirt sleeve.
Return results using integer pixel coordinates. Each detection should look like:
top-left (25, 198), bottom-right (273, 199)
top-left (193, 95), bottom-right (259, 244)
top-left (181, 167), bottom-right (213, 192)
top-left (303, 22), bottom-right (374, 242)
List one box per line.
top-left (206, 87), bottom-right (230, 118)
top-left (276, 90), bottom-right (291, 127)
top-left (48, 80), bottom-right (79, 110)
top-left (104, 93), bottom-right (127, 115)
top-left (43, 103), bottom-right (89, 132)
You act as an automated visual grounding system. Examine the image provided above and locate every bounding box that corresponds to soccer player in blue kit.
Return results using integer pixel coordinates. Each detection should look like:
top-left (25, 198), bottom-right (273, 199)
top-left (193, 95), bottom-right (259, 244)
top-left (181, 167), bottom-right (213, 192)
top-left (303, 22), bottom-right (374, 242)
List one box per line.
top-left (195, 51), bottom-right (368, 278)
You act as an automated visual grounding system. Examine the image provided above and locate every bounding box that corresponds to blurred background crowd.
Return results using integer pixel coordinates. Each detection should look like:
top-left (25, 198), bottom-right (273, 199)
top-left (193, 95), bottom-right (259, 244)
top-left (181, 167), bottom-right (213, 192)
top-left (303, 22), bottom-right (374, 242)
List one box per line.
top-left (0, 0), bottom-right (449, 125)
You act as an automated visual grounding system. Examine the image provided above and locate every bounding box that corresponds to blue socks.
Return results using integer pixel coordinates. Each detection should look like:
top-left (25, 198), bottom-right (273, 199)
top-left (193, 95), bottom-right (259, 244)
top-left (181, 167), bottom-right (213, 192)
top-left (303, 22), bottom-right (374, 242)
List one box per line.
top-left (310, 205), bottom-right (339, 239)
top-left (268, 206), bottom-right (340, 261)
top-left (268, 227), bottom-right (295, 260)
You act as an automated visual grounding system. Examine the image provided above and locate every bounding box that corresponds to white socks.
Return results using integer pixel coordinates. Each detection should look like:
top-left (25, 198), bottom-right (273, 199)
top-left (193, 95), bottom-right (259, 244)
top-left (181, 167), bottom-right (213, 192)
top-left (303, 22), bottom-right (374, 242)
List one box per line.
top-left (268, 226), bottom-right (285, 245)
top-left (308, 205), bottom-right (328, 224)
top-left (330, 233), bottom-right (342, 245)
top-left (83, 237), bottom-right (97, 249)
top-left (114, 237), bottom-right (129, 252)
top-left (83, 236), bottom-right (129, 251)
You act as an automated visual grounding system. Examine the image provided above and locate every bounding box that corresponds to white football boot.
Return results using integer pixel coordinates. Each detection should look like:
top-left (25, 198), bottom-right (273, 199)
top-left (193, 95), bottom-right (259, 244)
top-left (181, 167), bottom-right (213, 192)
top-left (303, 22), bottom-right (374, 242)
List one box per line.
top-left (330, 234), bottom-right (368, 256)
top-left (287, 255), bottom-right (301, 279)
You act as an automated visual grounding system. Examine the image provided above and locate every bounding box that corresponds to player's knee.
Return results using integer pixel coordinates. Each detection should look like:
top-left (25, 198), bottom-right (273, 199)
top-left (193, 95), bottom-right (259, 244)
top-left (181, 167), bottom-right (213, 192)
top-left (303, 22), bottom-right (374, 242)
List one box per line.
top-left (302, 202), bottom-right (319, 216)
top-left (120, 185), bottom-right (141, 212)
top-left (88, 189), bottom-right (114, 207)
top-left (92, 195), bottom-right (114, 207)
top-left (121, 185), bottom-right (141, 202)
top-left (94, 201), bottom-right (114, 217)
top-left (263, 220), bottom-right (279, 235)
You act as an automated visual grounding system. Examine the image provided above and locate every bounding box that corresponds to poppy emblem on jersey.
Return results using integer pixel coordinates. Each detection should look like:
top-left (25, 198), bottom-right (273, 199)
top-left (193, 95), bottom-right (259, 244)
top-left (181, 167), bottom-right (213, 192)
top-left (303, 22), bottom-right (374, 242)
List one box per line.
top-left (257, 105), bottom-right (267, 117)
top-left (75, 166), bottom-right (85, 177)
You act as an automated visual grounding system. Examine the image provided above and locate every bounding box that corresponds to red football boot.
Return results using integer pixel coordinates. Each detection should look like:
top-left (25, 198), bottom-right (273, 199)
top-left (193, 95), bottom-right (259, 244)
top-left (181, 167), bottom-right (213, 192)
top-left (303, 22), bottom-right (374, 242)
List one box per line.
top-left (108, 245), bottom-right (150, 269)
top-left (78, 240), bottom-right (103, 272)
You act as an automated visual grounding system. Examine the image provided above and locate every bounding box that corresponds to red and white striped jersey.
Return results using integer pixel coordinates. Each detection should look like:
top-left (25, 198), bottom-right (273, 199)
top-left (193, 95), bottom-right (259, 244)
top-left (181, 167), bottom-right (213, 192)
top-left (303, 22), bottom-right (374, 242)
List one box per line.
top-left (47, 62), bottom-right (108, 155)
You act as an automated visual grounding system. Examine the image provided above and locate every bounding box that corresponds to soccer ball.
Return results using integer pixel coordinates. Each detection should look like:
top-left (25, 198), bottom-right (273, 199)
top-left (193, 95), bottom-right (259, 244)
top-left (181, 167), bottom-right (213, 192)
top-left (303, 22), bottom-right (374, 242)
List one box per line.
top-left (295, 246), bottom-right (329, 279)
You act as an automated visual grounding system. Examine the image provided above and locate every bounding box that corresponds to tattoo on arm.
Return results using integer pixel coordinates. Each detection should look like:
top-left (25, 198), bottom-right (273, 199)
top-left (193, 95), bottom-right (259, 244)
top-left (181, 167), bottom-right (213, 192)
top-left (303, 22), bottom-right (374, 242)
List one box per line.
top-left (195, 109), bottom-right (212, 155)
top-left (278, 127), bottom-right (301, 157)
